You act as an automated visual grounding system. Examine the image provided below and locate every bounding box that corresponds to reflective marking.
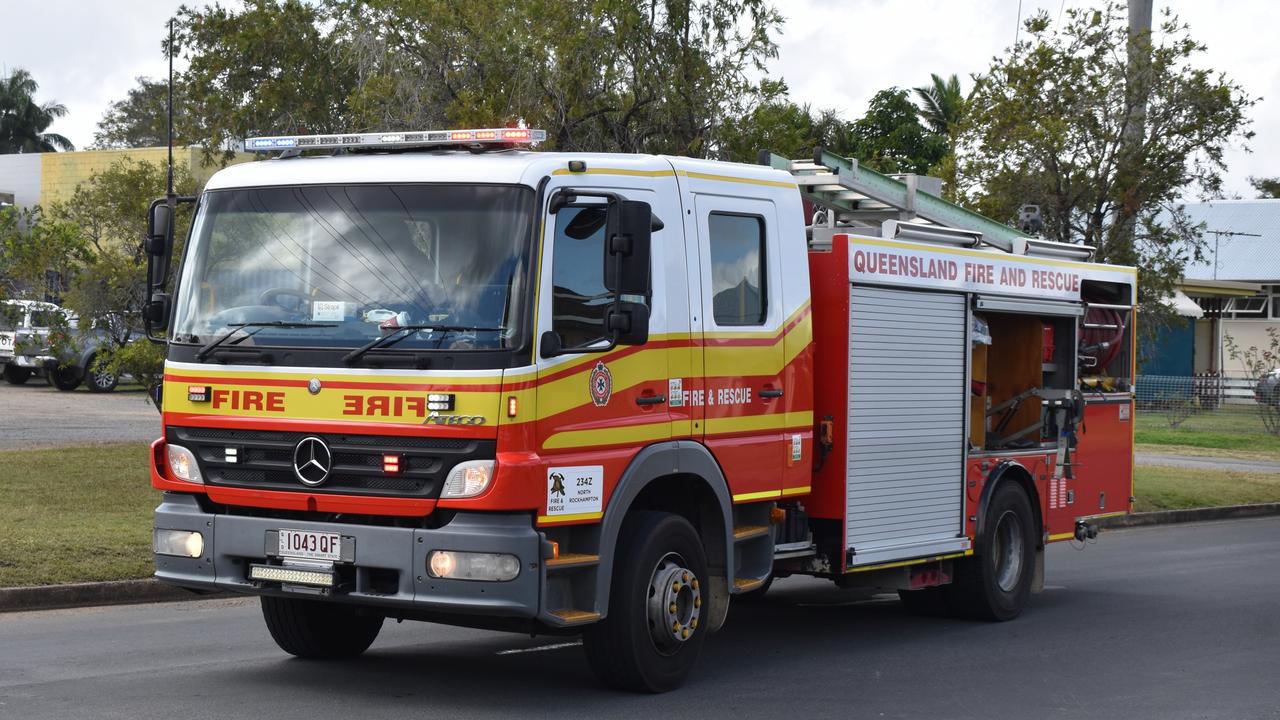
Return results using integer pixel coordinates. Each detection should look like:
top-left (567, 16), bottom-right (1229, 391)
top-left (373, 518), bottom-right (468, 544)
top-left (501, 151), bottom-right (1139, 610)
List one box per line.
top-left (536, 511), bottom-right (604, 525)
top-left (496, 640), bottom-right (583, 655)
top-left (732, 489), bottom-right (782, 502)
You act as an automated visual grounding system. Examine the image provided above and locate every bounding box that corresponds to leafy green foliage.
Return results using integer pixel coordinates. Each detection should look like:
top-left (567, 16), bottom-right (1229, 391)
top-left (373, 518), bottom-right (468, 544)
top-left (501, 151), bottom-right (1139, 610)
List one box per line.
top-left (172, 0), bottom-right (356, 163)
top-left (0, 68), bottom-right (73, 153)
top-left (334, 0), bottom-right (783, 156)
top-left (93, 76), bottom-right (193, 149)
top-left (0, 206), bottom-right (88, 299)
top-left (1248, 176), bottom-right (1280, 199)
top-left (846, 88), bottom-right (948, 175)
top-left (914, 73), bottom-right (967, 136)
top-left (957, 4), bottom-right (1254, 320)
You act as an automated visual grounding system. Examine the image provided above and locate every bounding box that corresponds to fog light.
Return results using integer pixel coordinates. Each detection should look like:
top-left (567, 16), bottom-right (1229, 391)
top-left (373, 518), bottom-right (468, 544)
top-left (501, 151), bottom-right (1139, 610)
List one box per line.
top-left (441, 460), bottom-right (493, 498)
top-left (249, 564), bottom-right (335, 587)
top-left (427, 550), bottom-right (520, 582)
top-left (154, 529), bottom-right (204, 558)
top-left (166, 444), bottom-right (203, 484)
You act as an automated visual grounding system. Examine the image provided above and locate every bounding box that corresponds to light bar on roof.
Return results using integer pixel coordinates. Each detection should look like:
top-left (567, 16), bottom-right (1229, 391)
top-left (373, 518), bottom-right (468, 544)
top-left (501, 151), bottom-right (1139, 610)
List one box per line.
top-left (245, 128), bottom-right (546, 153)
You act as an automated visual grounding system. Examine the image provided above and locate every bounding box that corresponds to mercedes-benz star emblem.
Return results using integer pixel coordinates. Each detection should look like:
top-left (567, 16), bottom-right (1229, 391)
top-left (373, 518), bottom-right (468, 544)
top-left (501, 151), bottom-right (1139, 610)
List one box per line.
top-left (292, 436), bottom-right (332, 486)
top-left (307, 378), bottom-right (322, 395)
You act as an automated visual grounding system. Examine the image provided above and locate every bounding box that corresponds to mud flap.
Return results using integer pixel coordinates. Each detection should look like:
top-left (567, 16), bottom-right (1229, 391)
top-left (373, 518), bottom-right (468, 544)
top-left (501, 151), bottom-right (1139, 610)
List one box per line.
top-left (706, 574), bottom-right (731, 632)
top-left (1031, 546), bottom-right (1045, 594)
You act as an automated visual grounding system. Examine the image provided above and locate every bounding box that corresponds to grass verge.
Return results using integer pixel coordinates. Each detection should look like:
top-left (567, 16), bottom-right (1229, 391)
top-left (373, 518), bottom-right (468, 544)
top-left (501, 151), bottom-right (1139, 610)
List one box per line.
top-left (1134, 412), bottom-right (1280, 454)
top-left (0, 443), bottom-right (156, 587)
top-left (1134, 465), bottom-right (1280, 512)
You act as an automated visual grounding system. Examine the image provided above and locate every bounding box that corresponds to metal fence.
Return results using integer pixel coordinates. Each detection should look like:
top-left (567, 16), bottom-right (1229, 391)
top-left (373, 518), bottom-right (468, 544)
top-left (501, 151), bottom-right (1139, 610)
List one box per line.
top-left (1135, 373), bottom-right (1271, 432)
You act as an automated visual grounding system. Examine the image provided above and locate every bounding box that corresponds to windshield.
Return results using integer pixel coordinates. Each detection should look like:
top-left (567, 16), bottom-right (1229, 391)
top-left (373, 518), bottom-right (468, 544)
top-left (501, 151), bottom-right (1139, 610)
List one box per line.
top-left (172, 184), bottom-right (536, 358)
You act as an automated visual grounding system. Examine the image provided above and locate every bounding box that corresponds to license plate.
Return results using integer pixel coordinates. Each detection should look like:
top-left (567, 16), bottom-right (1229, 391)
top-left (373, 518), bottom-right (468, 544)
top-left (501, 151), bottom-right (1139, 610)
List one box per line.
top-left (0, 332), bottom-right (14, 356)
top-left (277, 529), bottom-right (342, 561)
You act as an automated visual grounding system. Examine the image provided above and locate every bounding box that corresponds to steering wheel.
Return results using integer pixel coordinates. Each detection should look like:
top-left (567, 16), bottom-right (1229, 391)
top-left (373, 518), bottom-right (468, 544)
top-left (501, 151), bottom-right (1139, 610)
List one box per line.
top-left (258, 288), bottom-right (311, 313)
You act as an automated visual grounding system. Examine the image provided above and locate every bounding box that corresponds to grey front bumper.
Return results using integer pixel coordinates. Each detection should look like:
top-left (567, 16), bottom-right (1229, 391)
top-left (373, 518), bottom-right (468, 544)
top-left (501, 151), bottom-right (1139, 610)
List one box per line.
top-left (154, 493), bottom-right (543, 617)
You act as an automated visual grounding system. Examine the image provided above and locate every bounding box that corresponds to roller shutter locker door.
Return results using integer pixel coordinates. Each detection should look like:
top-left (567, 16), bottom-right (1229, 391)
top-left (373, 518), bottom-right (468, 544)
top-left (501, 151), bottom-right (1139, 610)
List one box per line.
top-left (846, 285), bottom-right (967, 564)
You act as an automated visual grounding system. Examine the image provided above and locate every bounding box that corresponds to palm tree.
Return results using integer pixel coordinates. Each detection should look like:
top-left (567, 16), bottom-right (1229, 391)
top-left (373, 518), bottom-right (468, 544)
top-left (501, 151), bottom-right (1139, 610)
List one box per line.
top-left (913, 73), bottom-right (966, 136)
top-left (0, 68), bottom-right (74, 153)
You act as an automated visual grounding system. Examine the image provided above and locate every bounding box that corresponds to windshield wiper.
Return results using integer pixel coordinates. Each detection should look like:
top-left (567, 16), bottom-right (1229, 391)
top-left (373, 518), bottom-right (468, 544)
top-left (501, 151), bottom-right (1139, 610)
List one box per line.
top-left (196, 322), bottom-right (336, 361)
top-left (343, 325), bottom-right (504, 366)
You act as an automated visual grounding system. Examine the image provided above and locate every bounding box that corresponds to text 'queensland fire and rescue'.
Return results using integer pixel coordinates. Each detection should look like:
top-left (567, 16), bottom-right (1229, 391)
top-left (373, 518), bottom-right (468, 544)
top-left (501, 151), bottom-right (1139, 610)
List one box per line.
top-left (851, 249), bottom-right (1082, 293)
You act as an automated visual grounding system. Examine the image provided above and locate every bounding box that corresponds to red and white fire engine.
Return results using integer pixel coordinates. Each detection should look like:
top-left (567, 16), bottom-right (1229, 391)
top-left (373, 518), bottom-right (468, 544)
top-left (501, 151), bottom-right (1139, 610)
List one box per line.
top-left (142, 130), bottom-right (1135, 692)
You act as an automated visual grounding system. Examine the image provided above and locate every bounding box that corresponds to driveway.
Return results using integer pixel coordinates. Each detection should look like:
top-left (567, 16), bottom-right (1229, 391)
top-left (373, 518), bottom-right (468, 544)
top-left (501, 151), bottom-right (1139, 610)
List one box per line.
top-left (0, 382), bottom-right (160, 449)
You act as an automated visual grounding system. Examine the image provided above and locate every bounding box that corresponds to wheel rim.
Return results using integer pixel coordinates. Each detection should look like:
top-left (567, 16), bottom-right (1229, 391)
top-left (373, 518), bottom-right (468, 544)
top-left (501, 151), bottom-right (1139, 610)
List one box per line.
top-left (991, 509), bottom-right (1025, 592)
top-left (93, 369), bottom-right (115, 389)
top-left (645, 552), bottom-right (701, 656)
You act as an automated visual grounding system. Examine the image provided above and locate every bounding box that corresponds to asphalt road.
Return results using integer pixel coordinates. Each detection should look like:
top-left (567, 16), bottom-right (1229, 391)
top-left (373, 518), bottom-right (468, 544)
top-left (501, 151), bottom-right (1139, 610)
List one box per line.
top-left (0, 382), bottom-right (159, 449)
top-left (2, 518), bottom-right (1278, 719)
top-left (1136, 451), bottom-right (1280, 474)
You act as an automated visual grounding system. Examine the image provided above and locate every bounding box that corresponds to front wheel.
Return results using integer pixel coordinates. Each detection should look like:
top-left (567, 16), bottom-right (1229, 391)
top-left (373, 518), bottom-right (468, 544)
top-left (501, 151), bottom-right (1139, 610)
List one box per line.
top-left (3, 365), bottom-right (32, 385)
top-left (260, 596), bottom-right (383, 659)
top-left (583, 511), bottom-right (709, 693)
top-left (947, 481), bottom-right (1036, 621)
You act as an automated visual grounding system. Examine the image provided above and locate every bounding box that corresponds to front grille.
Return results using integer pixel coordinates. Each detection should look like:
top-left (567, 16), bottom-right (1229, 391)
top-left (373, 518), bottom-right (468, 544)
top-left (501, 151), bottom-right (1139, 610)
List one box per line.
top-left (167, 426), bottom-right (494, 499)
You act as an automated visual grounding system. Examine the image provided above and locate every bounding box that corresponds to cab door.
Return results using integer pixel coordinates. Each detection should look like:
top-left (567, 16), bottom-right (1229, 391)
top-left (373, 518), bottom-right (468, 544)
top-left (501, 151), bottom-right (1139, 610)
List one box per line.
top-left (532, 179), bottom-right (684, 522)
top-left (693, 194), bottom-right (786, 500)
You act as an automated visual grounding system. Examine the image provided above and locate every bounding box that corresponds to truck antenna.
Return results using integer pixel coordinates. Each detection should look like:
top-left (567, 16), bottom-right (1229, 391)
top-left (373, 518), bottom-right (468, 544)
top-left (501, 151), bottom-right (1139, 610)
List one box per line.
top-left (166, 16), bottom-right (175, 199)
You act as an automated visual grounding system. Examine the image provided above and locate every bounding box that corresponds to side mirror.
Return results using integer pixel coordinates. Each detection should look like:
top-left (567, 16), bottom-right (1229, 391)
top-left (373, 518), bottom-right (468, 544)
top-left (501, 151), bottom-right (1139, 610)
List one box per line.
top-left (146, 201), bottom-right (172, 255)
top-left (143, 292), bottom-right (171, 332)
top-left (604, 199), bottom-right (653, 296)
top-left (605, 301), bottom-right (650, 346)
top-left (539, 330), bottom-right (564, 359)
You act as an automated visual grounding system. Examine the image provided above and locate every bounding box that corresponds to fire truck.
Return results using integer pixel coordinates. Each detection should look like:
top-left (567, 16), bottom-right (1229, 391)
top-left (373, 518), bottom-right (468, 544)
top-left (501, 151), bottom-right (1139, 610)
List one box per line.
top-left (143, 129), bottom-right (1135, 692)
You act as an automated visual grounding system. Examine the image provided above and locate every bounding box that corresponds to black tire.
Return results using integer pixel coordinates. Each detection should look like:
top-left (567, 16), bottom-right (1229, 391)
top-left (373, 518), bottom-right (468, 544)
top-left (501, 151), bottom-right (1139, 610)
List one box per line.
top-left (583, 511), bottom-right (709, 693)
top-left (947, 482), bottom-right (1036, 621)
top-left (85, 355), bottom-right (117, 393)
top-left (50, 364), bottom-right (82, 391)
top-left (897, 586), bottom-right (951, 616)
top-left (3, 365), bottom-right (32, 385)
top-left (260, 596), bottom-right (384, 659)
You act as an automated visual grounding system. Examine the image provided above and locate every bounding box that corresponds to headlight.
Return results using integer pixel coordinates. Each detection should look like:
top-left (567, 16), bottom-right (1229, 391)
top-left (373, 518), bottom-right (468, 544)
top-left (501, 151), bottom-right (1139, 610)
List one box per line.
top-left (427, 550), bottom-right (520, 582)
top-left (166, 444), bottom-right (204, 484)
top-left (154, 529), bottom-right (204, 558)
top-left (441, 460), bottom-right (493, 498)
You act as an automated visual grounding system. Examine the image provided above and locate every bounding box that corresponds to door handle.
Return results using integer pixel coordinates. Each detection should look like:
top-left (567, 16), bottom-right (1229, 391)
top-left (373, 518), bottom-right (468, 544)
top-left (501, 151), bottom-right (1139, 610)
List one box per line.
top-left (759, 388), bottom-right (784, 398)
top-left (636, 394), bottom-right (667, 406)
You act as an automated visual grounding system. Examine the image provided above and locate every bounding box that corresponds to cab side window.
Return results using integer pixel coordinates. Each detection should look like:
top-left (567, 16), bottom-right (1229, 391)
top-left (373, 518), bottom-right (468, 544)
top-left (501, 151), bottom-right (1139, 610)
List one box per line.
top-left (551, 205), bottom-right (610, 347)
top-left (708, 213), bottom-right (766, 326)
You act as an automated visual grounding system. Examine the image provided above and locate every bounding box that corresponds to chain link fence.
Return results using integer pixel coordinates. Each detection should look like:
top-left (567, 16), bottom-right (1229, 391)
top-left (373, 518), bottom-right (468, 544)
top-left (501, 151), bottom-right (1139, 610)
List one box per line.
top-left (1135, 373), bottom-right (1276, 433)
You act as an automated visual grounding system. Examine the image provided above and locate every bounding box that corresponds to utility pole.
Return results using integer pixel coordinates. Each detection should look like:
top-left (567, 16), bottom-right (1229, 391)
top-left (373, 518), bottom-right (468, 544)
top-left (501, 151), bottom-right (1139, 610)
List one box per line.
top-left (1115, 0), bottom-right (1153, 252)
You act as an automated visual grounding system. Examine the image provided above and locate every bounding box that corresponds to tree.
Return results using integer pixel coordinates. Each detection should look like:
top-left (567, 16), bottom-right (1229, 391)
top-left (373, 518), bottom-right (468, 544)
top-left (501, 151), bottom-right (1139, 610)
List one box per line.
top-left (51, 158), bottom-right (198, 392)
top-left (957, 4), bottom-right (1254, 314)
top-left (93, 76), bottom-right (192, 149)
top-left (0, 69), bottom-right (74, 153)
top-left (0, 205), bottom-right (88, 299)
top-left (172, 0), bottom-right (357, 162)
top-left (717, 81), bottom-right (858, 163)
top-left (914, 73), bottom-right (966, 136)
top-left (332, 0), bottom-right (783, 156)
top-left (847, 88), bottom-right (948, 175)
top-left (1248, 176), bottom-right (1280, 199)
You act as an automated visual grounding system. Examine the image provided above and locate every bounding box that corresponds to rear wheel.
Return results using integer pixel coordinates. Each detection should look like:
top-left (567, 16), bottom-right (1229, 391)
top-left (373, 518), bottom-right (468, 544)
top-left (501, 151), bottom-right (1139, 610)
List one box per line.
top-left (85, 355), bottom-right (117, 393)
top-left (49, 364), bottom-right (82, 391)
top-left (947, 482), bottom-right (1036, 621)
top-left (3, 365), bottom-right (31, 385)
top-left (583, 511), bottom-right (709, 693)
top-left (260, 596), bottom-right (383, 659)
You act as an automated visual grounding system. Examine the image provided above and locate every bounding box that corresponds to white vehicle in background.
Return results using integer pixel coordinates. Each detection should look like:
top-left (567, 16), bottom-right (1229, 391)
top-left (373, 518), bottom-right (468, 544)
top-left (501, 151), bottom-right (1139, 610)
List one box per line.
top-left (1, 299), bottom-right (68, 385)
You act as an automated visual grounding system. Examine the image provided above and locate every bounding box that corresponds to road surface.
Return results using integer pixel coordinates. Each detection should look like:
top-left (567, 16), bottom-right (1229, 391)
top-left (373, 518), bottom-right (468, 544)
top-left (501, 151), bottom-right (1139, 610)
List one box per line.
top-left (1136, 451), bottom-right (1280, 474)
top-left (2, 517), bottom-right (1278, 719)
top-left (0, 382), bottom-right (158, 449)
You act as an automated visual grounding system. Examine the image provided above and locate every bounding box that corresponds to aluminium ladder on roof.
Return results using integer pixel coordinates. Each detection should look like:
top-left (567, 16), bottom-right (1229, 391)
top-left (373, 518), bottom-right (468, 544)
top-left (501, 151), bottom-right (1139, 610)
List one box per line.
top-left (761, 148), bottom-right (1034, 253)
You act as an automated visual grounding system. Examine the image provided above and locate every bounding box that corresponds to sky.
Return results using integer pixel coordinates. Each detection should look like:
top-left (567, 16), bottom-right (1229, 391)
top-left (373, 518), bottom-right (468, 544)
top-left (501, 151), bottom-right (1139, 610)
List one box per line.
top-left (4, 0), bottom-right (1278, 198)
